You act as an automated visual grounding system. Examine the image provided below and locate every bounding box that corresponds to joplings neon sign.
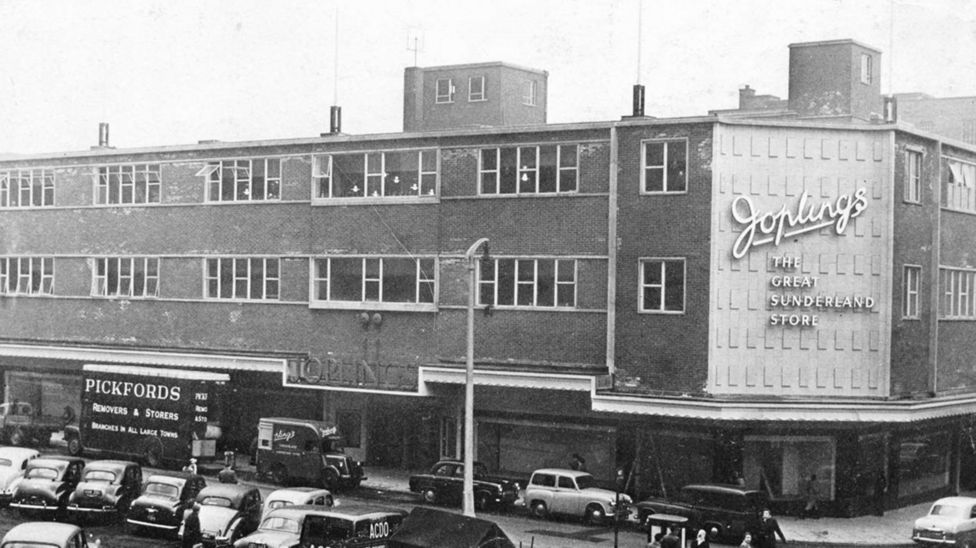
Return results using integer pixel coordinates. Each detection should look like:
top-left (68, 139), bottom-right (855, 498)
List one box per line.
top-left (731, 188), bottom-right (868, 259)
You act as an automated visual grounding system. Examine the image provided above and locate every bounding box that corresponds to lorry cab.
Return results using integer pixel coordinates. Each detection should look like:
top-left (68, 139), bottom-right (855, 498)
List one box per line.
top-left (256, 417), bottom-right (365, 491)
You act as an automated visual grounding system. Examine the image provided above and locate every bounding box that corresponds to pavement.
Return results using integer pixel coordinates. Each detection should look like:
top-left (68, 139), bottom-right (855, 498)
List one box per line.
top-left (199, 455), bottom-right (924, 547)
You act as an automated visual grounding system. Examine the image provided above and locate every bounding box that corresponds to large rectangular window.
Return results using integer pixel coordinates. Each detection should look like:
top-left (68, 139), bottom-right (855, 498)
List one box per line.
top-left (96, 164), bottom-right (161, 205)
top-left (435, 78), bottom-right (454, 103)
top-left (903, 265), bottom-right (921, 319)
top-left (313, 150), bottom-right (437, 199)
top-left (905, 150), bottom-right (922, 204)
top-left (639, 258), bottom-right (685, 313)
top-left (479, 144), bottom-right (578, 195)
top-left (92, 257), bottom-right (159, 298)
top-left (468, 76), bottom-right (485, 102)
top-left (0, 169), bottom-right (54, 208)
top-left (205, 258), bottom-right (279, 300)
top-left (478, 258), bottom-right (576, 308)
top-left (743, 436), bottom-right (836, 501)
top-left (0, 257), bottom-right (54, 295)
top-left (200, 159), bottom-right (281, 202)
top-left (940, 268), bottom-right (976, 319)
top-left (860, 54), bottom-right (873, 84)
top-left (944, 158), bottom-right (976, 212)
top-left (642, 140), bottom-right (687, 193)
top-left (312, 257), bottom-right (436, 307)
top-left (522, 80), bottom-right (537, 106)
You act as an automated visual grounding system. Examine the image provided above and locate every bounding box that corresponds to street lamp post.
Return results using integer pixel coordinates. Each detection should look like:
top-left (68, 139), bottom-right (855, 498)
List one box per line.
top-left (463, 238), bottom-right (489, 517)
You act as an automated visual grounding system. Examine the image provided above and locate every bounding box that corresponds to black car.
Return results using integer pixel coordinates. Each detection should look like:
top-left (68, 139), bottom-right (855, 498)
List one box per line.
top-left (10, 456), bottom-right (85, 519)
top-left (127, 472), bottom-right (207, 536)
top-left (408, 459), bottom-right (519, 510)
top-left (67, 459), bottom-right (142, 519)
top-left (635, 483), bottom-right (768, 543)
top-left (194, 483), bottom-right (263, 547)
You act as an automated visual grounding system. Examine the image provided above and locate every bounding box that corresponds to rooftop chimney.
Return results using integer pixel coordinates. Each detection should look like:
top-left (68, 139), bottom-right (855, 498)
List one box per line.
top-left (98, 122), bottom-right (109, 147)
top-left (739, 85), bottom-right (756, 109)
top-left (632, 84), bottom-right (645, 117)
top-left (330, 105), bottom-right (342, 134)
top-left (883, 95), bottom-right (897, 123)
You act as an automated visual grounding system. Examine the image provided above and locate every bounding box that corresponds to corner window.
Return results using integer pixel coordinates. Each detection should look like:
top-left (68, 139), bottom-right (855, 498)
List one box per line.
top-left (435, 78), bottom-right (454, 104)
top-left (479, 144), bottom-right (578, 195)
top-left (639, 258), bottom-right (685, 313)
top-left (201, 159), bottom-right (281, 202)
top-left (205, 257), bottom-right (279, 300)
top-left (313, 150), bottom-right (437, 199)
top-left (522, 80), bottom-right (537, 106)
top-left (478, 258), bottom-right (576, 308)
top-left (0, 257), bottom-right (54, 295)
top-left (944, 158), bottom-right (976, 212)
top-left (92, 257), bottom-right (160, 298)
top-left (468, 76), bottom-right (485, 102)
top-left (641, 140), bottom-right (687, 194)
top-left (860, 54), bottom-right (873, 84)
top-left (96, 164), bottom-right (161, 205)
top-left (312, 257), bottom-right (436, 308)
top-left (0, 169), bottom-right (54, 208)
top-left (905, 150), bottom-right (922, 204)
top-left (903, 265), bottom-right (921, 319)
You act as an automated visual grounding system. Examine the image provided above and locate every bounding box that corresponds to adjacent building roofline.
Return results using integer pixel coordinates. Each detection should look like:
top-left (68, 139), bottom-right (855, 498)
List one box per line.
top-left (410, 60), bottom-right (548, 76)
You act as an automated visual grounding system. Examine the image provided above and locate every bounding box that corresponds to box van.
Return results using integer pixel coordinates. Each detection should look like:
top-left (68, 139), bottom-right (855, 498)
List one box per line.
top-left (255, 417), bottom-right (365, 490)
top-left (636, 483), bottom-right (767, 543)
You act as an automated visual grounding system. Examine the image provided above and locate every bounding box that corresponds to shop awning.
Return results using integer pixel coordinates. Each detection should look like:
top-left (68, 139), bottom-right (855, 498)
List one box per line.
top-left (0, 343), bottom-right (283, 373)
top-left (83, 364), bottom-right (230, 382)
top-left (419, 366), bottom-right (598, 392)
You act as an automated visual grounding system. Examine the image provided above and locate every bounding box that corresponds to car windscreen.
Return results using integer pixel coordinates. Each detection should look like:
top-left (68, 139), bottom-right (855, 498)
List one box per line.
top-left (574, 475), bottom-right (596, 489)
top-left (201, 496), bottom-right (233, 507)
top-left (144, 482), bottom-right (179, 498)
top-left (25, 467), bottom-right (59, 480)
top-left (931, 503), bottom-right (966, 518)
top-left (260, 516), bottom-right (300, 533)
top-left (268, 499), bottom-right (294, 510)
top-left (83, 470), bottom-right (117, 483)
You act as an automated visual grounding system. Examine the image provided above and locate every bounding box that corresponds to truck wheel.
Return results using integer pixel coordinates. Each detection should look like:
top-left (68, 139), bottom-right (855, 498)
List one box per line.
top-left (66, 436), bottom-right (83, 456)
top-left (530, 500), bottom-right (548, 519)
top-left (323, 469), bottom-right (339, 490)
top-left (475, 491), bottom-right (490, 511)
top-left (8, 428), bottom-right (24, 446)
top-left (421, 488), bottom-right (437, 504)
top-left (584, 503), bottom-right (606, 525)
top-left (270, 464), bottom-right (288, 485)
top-left (142, 439), bottom-right (163, 468)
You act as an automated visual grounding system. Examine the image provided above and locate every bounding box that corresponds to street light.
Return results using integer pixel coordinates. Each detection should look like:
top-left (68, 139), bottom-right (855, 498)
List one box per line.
top-left (463, 237), bottom-right (489, 517)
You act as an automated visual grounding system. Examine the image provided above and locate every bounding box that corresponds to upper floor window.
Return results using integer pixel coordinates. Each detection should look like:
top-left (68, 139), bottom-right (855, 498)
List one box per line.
top-left (92, 257), bottom-right (159, 298)
top-left (478, 258), bottom-right (576, 309)
top-left (905, 150), bottom-right (922, 204)
top-left (522, 80), bottom-right (537, 106)
top-left (312, 256), bottom-right (436, 308)
top-left (944, 158), bottom-right (976, 212)
top-left (639, 258), bottom-right (685, 313)
top-left (0, 169), bottom-right (54, 208)
top-left (860, 54), bottom-right (873, 84)
top-left (96, 164), bottom-right (161, 205)
top-left (313, 150), bottom-right (438, 199)
top-left (205, 257), bottom-right (279, 300)
top-left (641, 140), bottom-right (687, 194)
top-left (479, 145), bottom-right (578, 195)
top-left (435, 78), bottom-right (454, 104)
top-left (199, 159), bottom-right (281, 202)
top-left (0, 257), bottom-right (54, 295)
top-left (941, 267), bottom-right (976, 319)
top-left (468, 76), bottom-right (485, 102)
top-left (903, 265), bottom-right (921, 319)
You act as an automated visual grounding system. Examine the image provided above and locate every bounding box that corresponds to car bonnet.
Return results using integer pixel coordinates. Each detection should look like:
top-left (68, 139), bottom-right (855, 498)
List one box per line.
top-left (199, 505), bottom-right (240, 535)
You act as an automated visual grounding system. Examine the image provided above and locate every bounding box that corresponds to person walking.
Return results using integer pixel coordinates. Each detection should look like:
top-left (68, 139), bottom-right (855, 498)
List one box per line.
top-left (660, 527), bottom-right (682, 548)
top-left (873, 470), bottom-right (887, 516)
top-left (181, 502), bottom-right (202, 548)
top-left (690, 528), bottom-right (710, 548)
top-left (756, 509), bottom-right (787, 548)
top-left (739, 532), bottom-right (755, 548)
top-left (802, 473), bottom-right (820, 518)
top-left (182, 458), bottom-right (198, 474)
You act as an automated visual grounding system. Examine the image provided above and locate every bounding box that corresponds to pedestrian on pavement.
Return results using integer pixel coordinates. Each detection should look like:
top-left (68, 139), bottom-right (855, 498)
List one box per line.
top-left (181, 502), bottom-right (202, 548)
top-left (739, 532), bottom-right (754, 548)
top-left (660, 527), bottom-right (682, 548)
top-left (802, 473), bottom-right (820, 518)
top-left (570, 453), bottom-right (587, 472)
top-left (182, 457), bottom-right (198, 474)
top-left (690, 528), bottom-right (710, 548)
top-left (873, 470), bottom-right (887, 516)
top-left (756, 509), bottom-right (787, 548)
top-left (218, 451), bottom-right (237, 483)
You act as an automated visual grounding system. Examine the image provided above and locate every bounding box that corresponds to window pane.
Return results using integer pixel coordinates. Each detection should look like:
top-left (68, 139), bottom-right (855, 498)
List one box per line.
top-left (331, 258), bottom-right (362, 301)
top-left (516, 260), bottom-right (535, 306)
top-left (385, 151), bottom-right (417, 196)
top-left (539, 146), bottom-right (557, 193)
top-left (537, 260), bottom-right (555, 306)
top-left (643, 287), bottom-right (662, 311)
top-left (383, 258), bottom-right (416, 302)
top-left (644, 262), bottom-right (662, 285)
top-left (499, 148), bottom-right (518, 194)
top-left (249, 259), bottom-right (264, 299)
top-left (667, 143), bottom-right (687, 191)
top-left (664, 261), bottom-right (684, 311)
top-left (496, 260), bottom-right (515, 305)
top-left (332, 155), bottom-right (364, 197)
top-left (418, 259), bottom-right (435, 303)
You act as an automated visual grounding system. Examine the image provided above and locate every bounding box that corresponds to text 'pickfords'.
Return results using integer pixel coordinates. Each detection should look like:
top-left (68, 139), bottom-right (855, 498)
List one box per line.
top-left (84, 378), bottom-right (181, 401)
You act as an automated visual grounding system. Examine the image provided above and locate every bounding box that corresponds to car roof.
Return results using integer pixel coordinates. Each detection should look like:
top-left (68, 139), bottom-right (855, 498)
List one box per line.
top-left (84, 459), bottom-right (138, 472)
top-left (29, 456), bottom-right (83, 468)
top-left (2, 521), bottom-right (81, 541)
top-left (531, 468), bottom-right (592, 478)
top-left (146, 472), bottom-right (204, 484)
top-left (266, 503), bottom-right (406, 521)
top-left (933, 496), bottom-right (976, 506)
top-left (0, 447), bottom-right (39, 459)
top-left (681, 483), bottom-right (767, 496)
top-left (267, 487), bottom-right (330, 501)
top-left (199, 483), bottom-right (258, 502)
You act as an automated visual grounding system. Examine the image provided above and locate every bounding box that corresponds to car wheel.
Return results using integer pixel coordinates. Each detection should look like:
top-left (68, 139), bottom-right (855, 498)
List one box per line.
top-left (530, 500), bottom-right (548, 519)
top-left (323, 469), bottom-right (340, 490)
top-left (422, 488), bottom-right (437, 504)
top-left (66, 436), bottom-right (83, 457)
top-left (584, 504), bottom-right (606, 525)
top-left (475, 491), bottom-right (490, 511)
top-left (270, 464), bottom-right (288, 485)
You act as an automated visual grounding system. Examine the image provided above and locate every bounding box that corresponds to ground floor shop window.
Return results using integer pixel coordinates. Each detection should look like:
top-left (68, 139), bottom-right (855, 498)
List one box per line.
top-left (743, 436), bottom-right (835, 501)
top-left (477, 421), bottom-right (613, 479)
top-left (635, 431), bottom-right (713, 498)
top-left (336, 410), bottom-right (361, 449)
top-left (898, 431), bottom-right (951, 497)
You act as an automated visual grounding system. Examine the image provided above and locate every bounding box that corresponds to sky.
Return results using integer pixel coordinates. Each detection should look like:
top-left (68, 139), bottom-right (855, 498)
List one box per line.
top-left (1, 0), bottom-right (975, 154)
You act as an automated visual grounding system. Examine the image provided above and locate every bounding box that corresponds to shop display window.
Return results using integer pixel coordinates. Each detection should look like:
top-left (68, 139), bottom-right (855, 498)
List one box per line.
top-left (898, 431), bottom-right (951, 497)
top-left (743, 436), bottom-right (835, 501)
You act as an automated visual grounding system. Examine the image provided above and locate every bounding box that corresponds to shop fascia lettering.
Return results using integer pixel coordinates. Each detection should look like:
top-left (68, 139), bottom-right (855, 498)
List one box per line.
top-left (84, 378), bottom-right (181, 401)
top-left (731, 188), bottom-right (868, 259)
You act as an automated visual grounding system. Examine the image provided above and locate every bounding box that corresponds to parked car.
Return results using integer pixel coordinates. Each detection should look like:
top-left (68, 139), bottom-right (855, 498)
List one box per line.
top-left (67, 459), bottom-right (142, 519)
top-left (408, 459), bottom-right (520, 510)
top-left (10, 455), bottom-right (85, 518)
top-left (127, 472), bottom-right (207, 535)
top-left (192, 483), bottom-right (263, 547)
top-left (0, 522), bottom-right (90, 548)
top-left (0, 446), bottom-right (40, 506)
top-left (262, 486), bottom-right (333, 516)
top-left (912, 496), bottom-right (976, 546)
top-left (524, 468), bottom-right (632, 524)
top-left (635, 483), bottom-right (767, 543)
top-left (234, 503), bottom-right (407, 548)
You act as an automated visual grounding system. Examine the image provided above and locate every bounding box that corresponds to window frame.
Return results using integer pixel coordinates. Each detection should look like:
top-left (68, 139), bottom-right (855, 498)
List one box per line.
top-left (201, 158), bottom-right (282, 203)
top-left (204, 257), bottom-right (280, 301)
top-left (477, 257), bottom-right (577, 309)
top-left (522, 80), bottom-right (537, 106)
top-left (0, 257), bottom-right (55, 296)
top-left (92, 257), bottom-right (161, 298)
top-left (478, 144), bottom-right (579, 196)
top-left (943, 157), bottom-right (976, 213)
top-left (435, 78), bottom-right (455, 104)
top-left (903, 265), bottom-right (921, 320)
top-left (640, 139), bottom-right (689, 195)
top-left (311, 149), bottom-right (439, 202)
top-left (638, 257), bottom-right (686, 314)
top-left (860, 54), bottom-right (873, 85)
top-left (95, 164), bottom-right (162, 205)
top-left (940, 267), bottom-right (976, 319)
top-left (904, 149), bottom-right (922, 204)
top-left (0, 169), bottom-right (55, 208)
top-left (468, 76), bottom-right (486, 102)
top-left (309, 255), bottom-right (438, 312)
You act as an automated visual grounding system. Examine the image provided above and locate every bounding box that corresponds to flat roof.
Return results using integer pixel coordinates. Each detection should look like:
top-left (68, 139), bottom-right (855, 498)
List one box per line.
top-left (788, 38), bottom-right (881, 53)
top-left (412, 60), bottom-right (548, 76)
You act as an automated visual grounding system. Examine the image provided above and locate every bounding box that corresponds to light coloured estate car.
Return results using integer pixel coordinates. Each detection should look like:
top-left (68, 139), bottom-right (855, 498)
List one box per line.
top-left (0, 447), bottom-right (39, 506)
top-left (913, 496), bottom-right (976, 547)
top-left (524, 468), bottom-right (632, 524)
